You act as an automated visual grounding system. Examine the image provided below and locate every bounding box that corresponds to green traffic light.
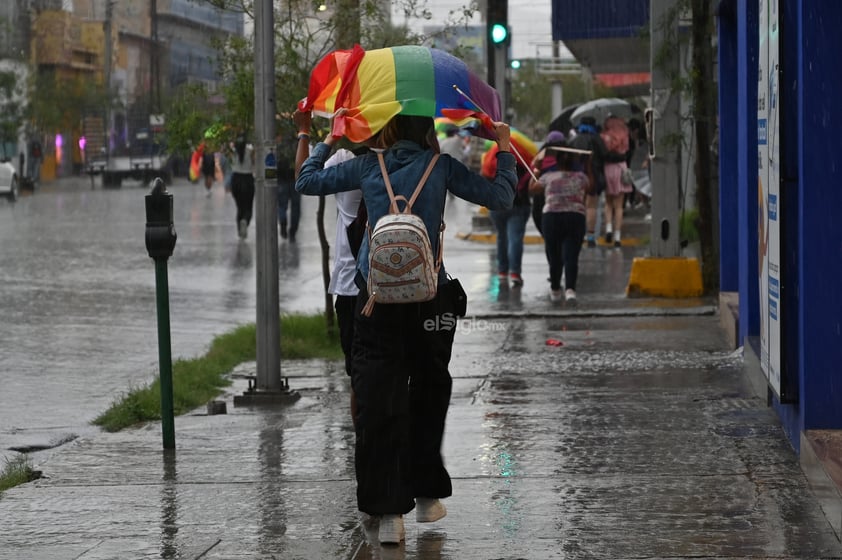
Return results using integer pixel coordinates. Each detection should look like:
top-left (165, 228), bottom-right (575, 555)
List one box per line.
top-left (491, 23), bottom-right (508, 44)
top-left (510, 60), bottom-right (521, 69)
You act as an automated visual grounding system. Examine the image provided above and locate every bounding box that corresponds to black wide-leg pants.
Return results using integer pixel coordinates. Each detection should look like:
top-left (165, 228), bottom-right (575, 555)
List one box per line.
top-left (351, 281), bottom-right (459, 515)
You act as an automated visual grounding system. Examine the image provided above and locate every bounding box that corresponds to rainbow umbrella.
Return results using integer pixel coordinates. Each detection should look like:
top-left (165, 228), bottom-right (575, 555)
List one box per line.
top-left (480, 129), bottom-right (538, 178)
top-left (298, 45), bottom-right (501, 143)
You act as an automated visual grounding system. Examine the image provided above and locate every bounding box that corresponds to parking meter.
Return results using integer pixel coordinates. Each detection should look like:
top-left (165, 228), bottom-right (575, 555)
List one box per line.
top-left (145, 177), bottom-right (177, 449)
top-left (145, 178), bottom-right (177, 260)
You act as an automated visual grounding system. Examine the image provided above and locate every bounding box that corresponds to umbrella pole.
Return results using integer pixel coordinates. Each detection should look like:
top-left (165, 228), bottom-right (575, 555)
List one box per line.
top-left (452, 85), bottom-right (538, 182)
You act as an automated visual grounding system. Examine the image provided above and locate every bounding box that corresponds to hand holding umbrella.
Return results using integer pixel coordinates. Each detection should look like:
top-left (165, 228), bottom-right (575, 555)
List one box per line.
top-left (493, 121), bottom-right (511, 152)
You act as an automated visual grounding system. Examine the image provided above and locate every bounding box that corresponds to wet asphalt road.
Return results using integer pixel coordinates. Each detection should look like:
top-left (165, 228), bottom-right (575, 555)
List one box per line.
top-left (0, 176), bottom-right (327, 461)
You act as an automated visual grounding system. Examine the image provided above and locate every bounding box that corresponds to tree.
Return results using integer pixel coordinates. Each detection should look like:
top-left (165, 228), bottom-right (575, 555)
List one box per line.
top-left (689, 0), bottom-right (718, 293)
top-left (0, 67), bottom-right (25, 161)
top-left (509, 60), bottom-right (616, 139)
top-left (162, 83), bottom-right (215, 159)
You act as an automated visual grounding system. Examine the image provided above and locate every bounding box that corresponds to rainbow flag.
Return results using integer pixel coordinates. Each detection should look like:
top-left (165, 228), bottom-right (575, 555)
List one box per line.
top-left (299, 45), bottom-right (502, 143)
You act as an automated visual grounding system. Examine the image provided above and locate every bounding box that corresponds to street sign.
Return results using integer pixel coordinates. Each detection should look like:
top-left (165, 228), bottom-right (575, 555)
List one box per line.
top-left (264, 152), bottom-right (276, 179)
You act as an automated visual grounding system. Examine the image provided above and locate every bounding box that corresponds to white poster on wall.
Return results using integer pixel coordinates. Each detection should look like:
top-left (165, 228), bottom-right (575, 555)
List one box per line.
top-left (758, 0), bottom-right (782, 396)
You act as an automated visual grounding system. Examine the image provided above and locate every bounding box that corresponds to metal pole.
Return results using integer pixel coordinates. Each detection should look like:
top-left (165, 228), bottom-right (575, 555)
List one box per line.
top-left (254, 0), bottom-right (281, 392)
top-left (494, 45), bottom-right (507, 118)
top-left (154, 258), bottom-right (175, 449)
top-left (649, 0), bottom-right (682, 257)
top-left (551, 41), bottom-right (563, 118)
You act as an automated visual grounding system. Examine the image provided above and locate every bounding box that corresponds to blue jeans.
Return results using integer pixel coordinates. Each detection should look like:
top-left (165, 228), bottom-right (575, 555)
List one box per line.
top-left (542, 212), bottom-right (586, 291)
top-left (277, 179), bottom-right (301, 236)
top-left (490, 204), bottom-right (530, 274)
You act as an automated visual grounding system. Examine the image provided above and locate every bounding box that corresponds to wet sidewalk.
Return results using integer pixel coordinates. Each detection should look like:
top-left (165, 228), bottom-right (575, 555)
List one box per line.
top-left (1, 205), bottom-right (841, 559)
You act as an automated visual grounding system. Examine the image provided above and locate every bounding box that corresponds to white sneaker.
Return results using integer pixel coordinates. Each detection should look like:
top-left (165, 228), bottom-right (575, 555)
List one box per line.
top-left (237, 219), bottom-right (248, 239)
top-left (550, 289), bottom-right (563, 303)
top-left (378, 514), bottom-right (405, 545)
top-left (565, 289), bottom-right (577, 302)
top-left (416, 498), bottom-right (447, 522)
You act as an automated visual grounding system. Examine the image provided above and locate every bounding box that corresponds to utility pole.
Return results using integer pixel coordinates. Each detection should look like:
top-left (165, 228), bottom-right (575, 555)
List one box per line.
top-left (626, 0), bottom-right (702, 298)
top-left (103, 1), bottom-right (113, 165)
top-left (235, 0), bottom-right (298, 405)
top-left (150, 0), bottom-right (160, 114)
top-left (550, 41), bottom-right (563, 119)
top-left (648, 0), bottom-right (682, 257)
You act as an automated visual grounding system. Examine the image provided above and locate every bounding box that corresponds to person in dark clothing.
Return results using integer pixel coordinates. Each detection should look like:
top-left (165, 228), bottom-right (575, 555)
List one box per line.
top-left (295, 108), bottom-right (516, 547)
top-left (201, 148), bottom-right (216, 195)
top-left (230, 136), bottom-right (255, 239)
top-left (489, 162), bottom-right (532, 287)
top-left (276, 135), bottom-right (301, 241)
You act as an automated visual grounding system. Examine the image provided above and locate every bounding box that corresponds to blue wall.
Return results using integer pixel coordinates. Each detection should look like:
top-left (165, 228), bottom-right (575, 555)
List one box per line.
top-left (717, 0), bottom-right (739, 293)
top-left (721, 0), bottom-right (842, 449)
top-left (798, 1), bottom-right (842, 430)
top-left (737, 0), bottom-right (759, 343)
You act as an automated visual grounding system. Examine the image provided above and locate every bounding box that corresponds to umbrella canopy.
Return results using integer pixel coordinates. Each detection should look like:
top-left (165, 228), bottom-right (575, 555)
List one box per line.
top-left (299, 45), bottom-right (502, 143)
top-left (480, 129), bottom-right (538, 178)
top-left (570, 98), bottom-right (634, 127)
top-left (548, 103), bottom-right (582, 135)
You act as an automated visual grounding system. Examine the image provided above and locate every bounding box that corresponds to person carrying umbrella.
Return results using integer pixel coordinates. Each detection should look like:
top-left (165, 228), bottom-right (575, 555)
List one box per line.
top-left (294, 107), bottom-right (516, 546)
top-left (568, 116), bottom-right (627, 247)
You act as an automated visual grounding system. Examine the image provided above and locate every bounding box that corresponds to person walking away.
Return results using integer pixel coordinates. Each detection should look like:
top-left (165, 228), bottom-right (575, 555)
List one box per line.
top-left (28, 139), bottom-right (42, 184)
top-left (530, 130), bottom-right (566, 235)
top-left (601, 116), bottom-right (632, 247)
top-left (230, 136), bottom-right (255, 239)
top-left (218, 142), bottom-right (233, 193)
top-left (277, 134), bottom-right (301, 241)
top-left (295, 109), bottom-right (516, 546)
top-left (488, 162), bottom-right (531, 287)
top-left (626, 118), bottom-right (651, 207)
top-left (201, 142), bottom-right (216, 196)
top-left (530, 143), bottom-right (592, 303)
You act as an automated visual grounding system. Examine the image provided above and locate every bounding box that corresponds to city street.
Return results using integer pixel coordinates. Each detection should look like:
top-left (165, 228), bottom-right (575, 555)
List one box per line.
top-left (3, 177), bottom-right (842, 559)
top-left (0, 176), bottom-right (324, 462)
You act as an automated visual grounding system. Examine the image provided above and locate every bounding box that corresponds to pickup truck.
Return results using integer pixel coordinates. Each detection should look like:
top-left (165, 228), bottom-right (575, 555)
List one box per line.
top-left (85, 129), bottom-right (172, 188)
top-left (87, 152), bottom-right (172, 188)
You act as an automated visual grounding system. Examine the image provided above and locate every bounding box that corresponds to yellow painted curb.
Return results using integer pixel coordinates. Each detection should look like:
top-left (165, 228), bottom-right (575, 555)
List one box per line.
top-left (455, 232), bottom-right (544, 244)
top-left (626, 257), bottom-right (704, 298)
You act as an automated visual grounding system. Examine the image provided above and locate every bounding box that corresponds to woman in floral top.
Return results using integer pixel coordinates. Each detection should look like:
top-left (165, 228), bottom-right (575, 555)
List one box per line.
top-left (530, 145), bottom-right (593, 303)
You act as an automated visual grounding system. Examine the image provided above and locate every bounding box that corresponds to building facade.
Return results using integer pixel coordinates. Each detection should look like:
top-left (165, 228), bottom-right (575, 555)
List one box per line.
top-left (717, 0), bottom-right (842, 449)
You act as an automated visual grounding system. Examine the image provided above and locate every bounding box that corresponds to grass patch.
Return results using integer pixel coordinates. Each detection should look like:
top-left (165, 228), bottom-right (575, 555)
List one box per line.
top-left (0, 455), bottom-right (38, 495)
top-left (93, 313), bottom-right (342, 432)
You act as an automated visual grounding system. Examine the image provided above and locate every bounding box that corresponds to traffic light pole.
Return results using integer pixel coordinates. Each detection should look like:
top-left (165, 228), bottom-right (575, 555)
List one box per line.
top-left (494, 45), bottom-right (507, 118)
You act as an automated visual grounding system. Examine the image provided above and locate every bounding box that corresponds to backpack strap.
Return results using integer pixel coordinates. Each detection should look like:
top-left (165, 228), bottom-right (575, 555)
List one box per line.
top-left (376, 152), bottom-right (445, 271)
top-left (377, 153), bottom-right (440, 214)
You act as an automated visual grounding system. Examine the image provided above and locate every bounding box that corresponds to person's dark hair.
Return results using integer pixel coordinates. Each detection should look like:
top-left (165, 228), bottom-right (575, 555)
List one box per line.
top-left (374, 114), bottom-right (438, 152)
top-left (234, 136), bottom-right (247, 164)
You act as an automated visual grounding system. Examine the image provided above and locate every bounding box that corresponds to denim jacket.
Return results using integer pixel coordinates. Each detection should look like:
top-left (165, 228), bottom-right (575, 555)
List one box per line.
top-left (296, 139), bottom-right (517, 284)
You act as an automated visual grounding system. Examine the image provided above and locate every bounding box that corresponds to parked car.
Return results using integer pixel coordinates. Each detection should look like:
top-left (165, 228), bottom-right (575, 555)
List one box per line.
top-left (0, 159), bottom-right (18, 201)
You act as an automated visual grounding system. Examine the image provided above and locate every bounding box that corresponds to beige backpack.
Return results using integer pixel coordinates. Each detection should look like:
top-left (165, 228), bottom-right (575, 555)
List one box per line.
top-left (361, 153), bottom-right (443, 317)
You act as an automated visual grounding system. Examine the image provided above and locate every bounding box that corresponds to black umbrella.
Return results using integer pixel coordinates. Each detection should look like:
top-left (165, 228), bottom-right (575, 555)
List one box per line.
top-left (548, 103), bottom-right (582, 135)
